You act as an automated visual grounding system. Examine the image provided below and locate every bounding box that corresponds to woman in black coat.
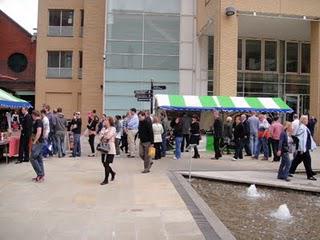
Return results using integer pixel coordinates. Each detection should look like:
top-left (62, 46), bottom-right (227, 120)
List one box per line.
top-left (233, 116), bottom-right (245, 160)
top-left (190, 115), bottom-right (200, 158)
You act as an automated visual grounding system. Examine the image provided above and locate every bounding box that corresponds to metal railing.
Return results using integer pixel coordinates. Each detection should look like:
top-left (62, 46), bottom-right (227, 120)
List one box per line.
top-left (47, 67), bottom-right (72, 78)
top-left (48, 26), bottom-right (73, 37)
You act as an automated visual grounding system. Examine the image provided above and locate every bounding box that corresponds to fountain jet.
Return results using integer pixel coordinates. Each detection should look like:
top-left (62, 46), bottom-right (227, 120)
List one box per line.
top-left (271, 204), bottom-right (292, 221)
top-left (246, 184), bottom-right (261, 198)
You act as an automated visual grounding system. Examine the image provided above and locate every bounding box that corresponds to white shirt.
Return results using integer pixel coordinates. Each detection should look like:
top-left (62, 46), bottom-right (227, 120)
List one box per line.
top-left (292, 119), bottom-right (300, 136)
top-left (42, 116), bottom-right (50, 139)
top-left (152, 123), bottom-right (164, 143)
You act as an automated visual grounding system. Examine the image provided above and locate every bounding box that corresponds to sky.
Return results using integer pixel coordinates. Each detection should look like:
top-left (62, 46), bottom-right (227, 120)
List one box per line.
top-left (0, 0), bottom-right (38, 34)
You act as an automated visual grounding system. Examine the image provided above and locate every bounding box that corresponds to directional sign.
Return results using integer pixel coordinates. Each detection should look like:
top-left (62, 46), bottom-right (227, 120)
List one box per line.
top-left (152, 85), bottom-right (166, 90)
top-left (135, 93), bottom-right (152, 99)
top-left (137, 98), bottom-right (151, 102)
top-left (134, 90), bottom-right (151, 94)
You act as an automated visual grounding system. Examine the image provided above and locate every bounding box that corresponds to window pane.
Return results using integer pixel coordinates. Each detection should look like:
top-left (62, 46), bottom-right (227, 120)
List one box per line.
top-left (286, 42), bottom-right (298, 72)
top-left (79, 51), bottom-right (83, 68)
top-left (143, 55), bottom-right (178, 70)
top-left (108, 0), bottom-right (144, 12)
top-left (238, 39), bottom-right (242, 70)
top-left (246, 40), bottom-right (261, 70)
top-left (244, 82), bottom-right (278, 93)
top-left (107, 54), bottom-right (142, 69)
top-left (61, 10), bottom-right (74, 26)
top-left (49, 10), bottom-right (61, 26)
top-left (265, 41), bottom-right (277, 71)
top-left (80, 10), bottom-right (84, 27)
top-left (48, 51), bottom-right (60, 67)
top-left (60, 51), bottom-right (72, 68)
top-left (144, 42), bottom-right (179, 55)
top-left (108, 14), bottom-right (143, 40)
top-left (208, 36), bottom-right (213, 70)
top-left (301, 43), bottom-right (310, 73)
top-left (107, 41), bottom-right (142, 54)
top-left (144, 15), bottom-right (180, 42)
top-left (144, 0), bottom-right (181, 13)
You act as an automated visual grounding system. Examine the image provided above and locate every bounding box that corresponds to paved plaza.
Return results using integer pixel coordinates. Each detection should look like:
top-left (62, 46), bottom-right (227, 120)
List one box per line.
top-left (0, 141), bottom-right (319, 240)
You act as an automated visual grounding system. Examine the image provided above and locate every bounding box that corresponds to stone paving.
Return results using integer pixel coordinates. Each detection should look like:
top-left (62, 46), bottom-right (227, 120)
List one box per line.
top-left (0, 140), bottom-right (319, 240)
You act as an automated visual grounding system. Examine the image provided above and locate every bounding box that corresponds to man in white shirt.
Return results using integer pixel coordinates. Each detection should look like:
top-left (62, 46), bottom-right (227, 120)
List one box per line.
top-left (41, 109), bottom-right (50, 157)
top-left (291, 114), bottom-right (300, 136)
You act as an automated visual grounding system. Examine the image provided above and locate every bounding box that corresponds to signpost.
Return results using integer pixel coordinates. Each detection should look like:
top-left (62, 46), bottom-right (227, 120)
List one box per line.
top-left (134, 79), bottom-right (166, 114)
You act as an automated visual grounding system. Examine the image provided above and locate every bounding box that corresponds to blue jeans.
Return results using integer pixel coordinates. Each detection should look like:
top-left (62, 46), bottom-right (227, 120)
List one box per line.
top-left (72, 133), bottom-right (81, 157)
top-left (31, 143), bottom-right (45, 176)
top-left (255, 137), bottom-right (268, 158)
top-left (278, 152), bottom-right (291, 179)
top-left (161, 133), bottom-right (167, 157)
top-left (250, 133), bottom-right (258, 157)
top-left (56, 132), bottom-right (65, 157)
top-left (175, 137), bottom-right (183, 159)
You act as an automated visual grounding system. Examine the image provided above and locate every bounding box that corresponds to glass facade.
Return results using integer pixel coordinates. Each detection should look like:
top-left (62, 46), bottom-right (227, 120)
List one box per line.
top-left (105, 0), bottom-right (181, 115)
top-left (207, 37), bottom-right (310, 114)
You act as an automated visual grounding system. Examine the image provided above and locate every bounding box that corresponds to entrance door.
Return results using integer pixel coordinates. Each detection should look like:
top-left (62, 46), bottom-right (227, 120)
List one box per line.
top-left (285, 94), bottom-right (300, 121)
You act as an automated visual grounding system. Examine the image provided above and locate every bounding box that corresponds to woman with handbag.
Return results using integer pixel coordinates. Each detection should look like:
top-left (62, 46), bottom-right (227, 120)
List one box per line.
top-left (152, 116), bottom-right (164, 160)
top-left (87, 110), bottom-right (99, 157)
top-left (190, 115), bottom-right (200, 159)
top-left (99, 116), bottom-right (116, 185)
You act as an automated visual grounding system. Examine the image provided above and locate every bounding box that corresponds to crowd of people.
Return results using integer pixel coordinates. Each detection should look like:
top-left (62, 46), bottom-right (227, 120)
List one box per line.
top-left (4, 105), bottom-right (318, 184)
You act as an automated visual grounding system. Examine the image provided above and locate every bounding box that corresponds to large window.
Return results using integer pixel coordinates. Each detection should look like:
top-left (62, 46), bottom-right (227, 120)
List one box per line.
top-left (301, 43), bottom-right (310, 74)
top-left (80, 10), bottom-right (84, 37)
top-left (238, 39), bottom-right (242, 70)
top-left (265, 41), bottom-right (277, 72)
top-left (48, 10), bottom-right (74, 36)
top-left (246, 40), bottom-right (261, 71)
top-left (106, 13), bottom-right (179, 70)
top-left (47, 51), bottom-right (72, 78)
top-left (286, 42), bottom-right (298, 73)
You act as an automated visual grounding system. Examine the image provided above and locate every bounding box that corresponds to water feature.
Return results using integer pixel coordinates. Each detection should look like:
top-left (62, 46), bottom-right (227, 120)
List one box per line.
top-left (246, 184), bottom-right (262, 198)
top-left (191, 178), bottom-right (320, 240)
top-left (271, 204), bottom-right (292, 221)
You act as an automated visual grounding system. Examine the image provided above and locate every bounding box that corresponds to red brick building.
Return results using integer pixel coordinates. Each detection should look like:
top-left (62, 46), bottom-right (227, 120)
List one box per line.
top-left (0, 9), bottom-right (36, 105)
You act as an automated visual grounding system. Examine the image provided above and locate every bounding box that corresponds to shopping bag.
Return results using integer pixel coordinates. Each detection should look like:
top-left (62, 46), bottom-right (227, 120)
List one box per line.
top-left (148, 146), bottom-right (156, 158)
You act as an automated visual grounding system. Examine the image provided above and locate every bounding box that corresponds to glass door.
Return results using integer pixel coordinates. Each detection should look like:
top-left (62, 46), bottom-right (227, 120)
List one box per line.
top-left (285, 94), bottom-right (300, 121)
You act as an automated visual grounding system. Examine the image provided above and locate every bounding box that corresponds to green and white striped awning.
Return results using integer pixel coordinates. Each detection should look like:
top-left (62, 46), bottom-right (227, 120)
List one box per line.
top-left (155, 94), bottom-right (293, 113)
top-left (0, 88), bottom-right (32, 109)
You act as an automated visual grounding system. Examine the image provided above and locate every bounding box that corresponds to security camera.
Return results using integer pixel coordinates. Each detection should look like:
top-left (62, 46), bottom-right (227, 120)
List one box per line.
top-left (103, 54), bottom-right (106, 60)
top-left (225, 7), bottom-right (236, 16)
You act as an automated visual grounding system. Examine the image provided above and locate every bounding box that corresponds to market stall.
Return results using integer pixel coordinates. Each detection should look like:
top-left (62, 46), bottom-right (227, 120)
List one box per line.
top-left (155, 94), bottom-right (293, 151)
top-left (0, 88), bottom-right (32, 162)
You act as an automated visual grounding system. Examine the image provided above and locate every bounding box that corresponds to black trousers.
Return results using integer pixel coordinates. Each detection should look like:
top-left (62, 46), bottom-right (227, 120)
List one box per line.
top-left (154, 142), bottom-right (162, 159)
top-left (181, 134), bottom-right (190, 152)
top-left (272, 139), bottom-right (280, 161)
top-left (101, 154), bottom-right (115, 182)
top-left (289, 150), bottom-right (314, 178)
top-left (268, 138), bottom-right (272, 157)
top-left (193, 145), bottom-right (200, 157)
top-left (243, 137), bottom-right (251, 156)
top-left (214, 136), bottom-right (222, 159)
top-left (234, 138), bottom-right (244, 159)
top-left (88, 134), bottom-right (95, 153)
top-left (120, 133), bottom-right (128, 153)
top-left (19, 135), bottom-right (30, 161)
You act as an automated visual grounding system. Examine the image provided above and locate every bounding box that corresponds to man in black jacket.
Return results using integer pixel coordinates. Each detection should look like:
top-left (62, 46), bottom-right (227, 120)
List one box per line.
top-left (241, 114), bottom-right (251, 156)
top-left (212, 111), bottom-right (223, 160)
top-left (16, 107), bottom-right (33, 163)
top-left (138, 111), bottom-right (154, 173)
top-left (70, 112), bottom-right (82, 157)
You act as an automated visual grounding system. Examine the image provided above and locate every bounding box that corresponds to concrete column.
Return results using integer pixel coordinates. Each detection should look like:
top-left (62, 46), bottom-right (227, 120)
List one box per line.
top-left (213, 0), bottom-right (238, 96)
top-left (81, 0), bottom-right (105, 117)
top-left (310, 21), bottom-right (320, 143)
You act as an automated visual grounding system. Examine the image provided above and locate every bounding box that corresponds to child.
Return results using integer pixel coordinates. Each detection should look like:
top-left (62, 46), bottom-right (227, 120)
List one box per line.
top-left (277, 122), bottom-right (292, 181)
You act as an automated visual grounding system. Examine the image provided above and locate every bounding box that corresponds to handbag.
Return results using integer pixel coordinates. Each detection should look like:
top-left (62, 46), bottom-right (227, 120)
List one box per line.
top-left (97, 142), bottom-right (110, 153)
top-left (83, 129), bottom-right (89, 137)
top-left (148, 146), bottom-right (156, 158)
